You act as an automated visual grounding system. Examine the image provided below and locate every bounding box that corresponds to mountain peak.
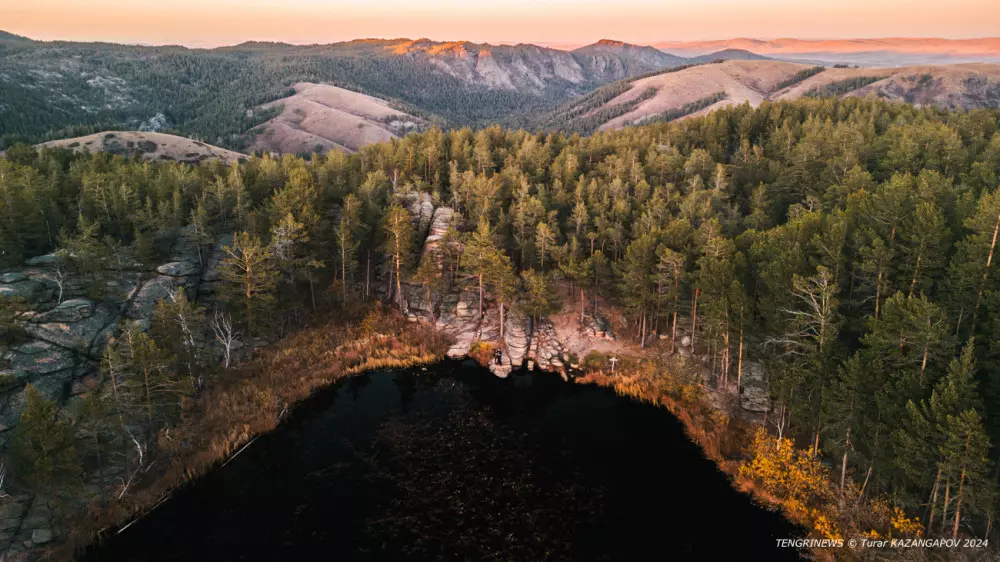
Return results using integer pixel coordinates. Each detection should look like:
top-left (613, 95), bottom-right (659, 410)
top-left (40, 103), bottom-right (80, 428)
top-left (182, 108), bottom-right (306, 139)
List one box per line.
top-left (595, 39), bottom-right (628, 48)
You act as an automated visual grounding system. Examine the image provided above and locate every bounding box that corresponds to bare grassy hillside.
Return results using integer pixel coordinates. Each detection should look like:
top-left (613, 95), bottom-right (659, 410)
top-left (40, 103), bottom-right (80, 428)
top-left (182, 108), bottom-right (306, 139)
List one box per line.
top-left (39, 131), bottom-right (248, 164)
top-left (556, 61), bottom-right (1000, 132)
top-left (251, 83), bottom-right (426, 154)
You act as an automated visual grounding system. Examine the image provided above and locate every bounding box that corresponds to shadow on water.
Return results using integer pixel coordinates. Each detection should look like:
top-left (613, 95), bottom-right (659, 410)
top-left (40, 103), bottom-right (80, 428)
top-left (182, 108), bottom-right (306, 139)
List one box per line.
top-left (81, 361), bottom-right (805, 561)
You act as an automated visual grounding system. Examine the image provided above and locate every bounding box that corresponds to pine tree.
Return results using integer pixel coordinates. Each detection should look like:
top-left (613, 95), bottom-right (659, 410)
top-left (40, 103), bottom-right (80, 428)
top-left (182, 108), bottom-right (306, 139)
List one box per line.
top-left (488, 249), bottom-right (517, 338)
top-left (382, 203), bottom-right (415, 313)
top-left (584, 249), bottom-right (610, 323)
top-left (535, 222), bottom-right (556, 271)
top-left (462, 217), bottom-right (499, 318)
top-left (335, 194), bottom-right (362, 302)
top-left (894, 341), bottom-right (986, 530)
top-left (220, 231), bottom-right (278, 332)
top-left (151, 286), bottom-right (207, 384)
top-left (412, 248), bottom-right (444, 320)
top-left (948, 188), bottom-right (1000, 339)
top-left (59, 215), bottom-right (112, 300)
top-left (618, 234), bottom-right (659, 349)
top-left (938, 410), bottom-right (993, 539)
top-left (12, 385), bottom-right (82, 494)
top-left (862, 293), bottom-right (954, 387)
top-left (520, 269), bottom-right (561, 327)
top-left (117, 322), bottom-right (188, 426)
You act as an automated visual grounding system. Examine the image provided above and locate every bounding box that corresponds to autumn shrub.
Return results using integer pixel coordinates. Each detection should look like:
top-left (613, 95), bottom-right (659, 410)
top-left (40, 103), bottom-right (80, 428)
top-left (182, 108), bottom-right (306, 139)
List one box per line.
top-left (467, 340), bottom-right (495, 366)
top-left (582, 350), bottom-right (607, 371)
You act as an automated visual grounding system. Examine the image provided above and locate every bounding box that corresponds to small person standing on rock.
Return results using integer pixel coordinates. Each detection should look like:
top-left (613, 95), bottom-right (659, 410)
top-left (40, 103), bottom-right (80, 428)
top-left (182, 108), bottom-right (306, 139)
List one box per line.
top-left (494, 349), bottom-right (503, 365)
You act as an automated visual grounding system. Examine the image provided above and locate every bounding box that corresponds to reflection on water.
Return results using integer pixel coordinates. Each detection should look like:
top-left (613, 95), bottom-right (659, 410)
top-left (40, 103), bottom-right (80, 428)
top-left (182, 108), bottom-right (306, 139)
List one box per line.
top-left (82, 361), bottom-right (803, 561)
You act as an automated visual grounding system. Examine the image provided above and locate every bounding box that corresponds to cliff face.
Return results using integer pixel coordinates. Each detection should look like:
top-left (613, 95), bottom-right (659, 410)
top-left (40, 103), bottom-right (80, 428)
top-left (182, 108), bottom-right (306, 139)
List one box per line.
top-left (392, 192), bottom-right (613, 379)
top-left (0, 227), bottom-right (240, 555)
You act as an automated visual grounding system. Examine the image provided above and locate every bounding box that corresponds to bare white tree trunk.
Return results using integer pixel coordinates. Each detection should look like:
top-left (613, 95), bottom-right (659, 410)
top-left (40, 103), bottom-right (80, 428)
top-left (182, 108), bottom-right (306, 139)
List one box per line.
top-left (168, 289), bottom-right (197, 349)
top-left (54, 265), bottom-right (67, 304)
top-left (211, 309), bottom-right (239, 369)
top-left (117, 429), bottom-right (146, 501)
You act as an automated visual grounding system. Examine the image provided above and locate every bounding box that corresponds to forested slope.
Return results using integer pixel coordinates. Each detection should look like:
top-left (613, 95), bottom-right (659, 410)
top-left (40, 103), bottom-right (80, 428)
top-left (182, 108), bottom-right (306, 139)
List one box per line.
top-left (3, 97), bottom-right (1000, 551)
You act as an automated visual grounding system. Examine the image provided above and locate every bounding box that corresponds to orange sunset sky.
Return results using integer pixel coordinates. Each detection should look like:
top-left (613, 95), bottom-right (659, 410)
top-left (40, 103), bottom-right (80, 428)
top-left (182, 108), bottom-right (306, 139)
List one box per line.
top-left (2, 0), bottom-right (998, 48)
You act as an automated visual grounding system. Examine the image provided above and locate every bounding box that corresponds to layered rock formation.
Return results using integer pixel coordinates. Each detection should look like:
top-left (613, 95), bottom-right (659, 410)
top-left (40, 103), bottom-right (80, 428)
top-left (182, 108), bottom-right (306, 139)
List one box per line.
top-left (0, 226), bottom-right (233, 555)
top-left (394, 191), bottom-right (617, 379)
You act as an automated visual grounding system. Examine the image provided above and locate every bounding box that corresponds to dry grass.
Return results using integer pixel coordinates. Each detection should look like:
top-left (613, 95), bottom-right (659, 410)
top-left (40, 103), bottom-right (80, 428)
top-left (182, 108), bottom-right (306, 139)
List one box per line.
top-left (597, 60), bottom-right (813, 130)
top-left (65, 303), bottom-right (448, 556)
top-left (252, 83), bottom-right (423, 154)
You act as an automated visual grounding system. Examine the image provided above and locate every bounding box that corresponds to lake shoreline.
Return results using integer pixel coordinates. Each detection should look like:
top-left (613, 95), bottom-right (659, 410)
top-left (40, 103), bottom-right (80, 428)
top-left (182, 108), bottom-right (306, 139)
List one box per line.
top-left (80, 360), bottom-right (804, 561)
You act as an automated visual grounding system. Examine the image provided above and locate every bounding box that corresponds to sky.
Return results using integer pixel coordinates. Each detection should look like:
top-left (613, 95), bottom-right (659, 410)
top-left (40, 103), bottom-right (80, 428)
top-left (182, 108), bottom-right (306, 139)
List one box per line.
top-left (2, 0), bottom-right (999, 48)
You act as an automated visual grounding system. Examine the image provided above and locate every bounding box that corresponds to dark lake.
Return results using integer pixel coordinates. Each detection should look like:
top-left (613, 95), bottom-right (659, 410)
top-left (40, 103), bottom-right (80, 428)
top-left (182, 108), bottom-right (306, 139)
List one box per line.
top-left (81, 361), bottom-right (803, 561)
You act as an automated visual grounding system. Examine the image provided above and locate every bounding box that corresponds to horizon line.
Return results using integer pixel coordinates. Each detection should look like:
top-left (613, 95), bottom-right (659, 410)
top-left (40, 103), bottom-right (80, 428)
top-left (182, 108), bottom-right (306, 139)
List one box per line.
top-left (5, 30), bottom-right (1000, 51)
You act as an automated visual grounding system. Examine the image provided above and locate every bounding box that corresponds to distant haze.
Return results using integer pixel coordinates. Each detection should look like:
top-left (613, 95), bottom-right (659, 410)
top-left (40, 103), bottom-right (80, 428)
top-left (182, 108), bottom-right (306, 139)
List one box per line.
top-left (3, 0), bottom-right (999, 48)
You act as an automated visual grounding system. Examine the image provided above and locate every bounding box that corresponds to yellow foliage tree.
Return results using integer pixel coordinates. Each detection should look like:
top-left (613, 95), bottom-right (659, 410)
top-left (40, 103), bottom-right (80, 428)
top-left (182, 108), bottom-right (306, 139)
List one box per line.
top-left (740, 427), bottom-right (840, 538)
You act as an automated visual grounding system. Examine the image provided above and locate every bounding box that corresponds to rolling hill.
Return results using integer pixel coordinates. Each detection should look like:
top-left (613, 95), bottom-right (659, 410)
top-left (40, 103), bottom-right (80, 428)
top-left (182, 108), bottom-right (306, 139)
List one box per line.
top-left (38, 131), bottom-right (247, 164)
top-left (688, 49), bottom-right (772, 63)
top-left (250, 83), bottom-right (427, 154)
top-left (544, 60), bottom-right (1000, 133)
top-left (774, 63), bottom-right (1000, 108)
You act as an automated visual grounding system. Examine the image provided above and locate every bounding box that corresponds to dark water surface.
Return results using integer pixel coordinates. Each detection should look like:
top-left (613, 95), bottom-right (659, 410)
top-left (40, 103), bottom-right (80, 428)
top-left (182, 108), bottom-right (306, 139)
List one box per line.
top-left (82, 362), bottom-right (803, 561)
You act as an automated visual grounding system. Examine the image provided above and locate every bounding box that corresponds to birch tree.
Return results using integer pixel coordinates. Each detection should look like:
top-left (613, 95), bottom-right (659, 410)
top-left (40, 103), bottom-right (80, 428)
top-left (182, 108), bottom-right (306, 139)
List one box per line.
top-left (211, 309), bottom-right (240, 369)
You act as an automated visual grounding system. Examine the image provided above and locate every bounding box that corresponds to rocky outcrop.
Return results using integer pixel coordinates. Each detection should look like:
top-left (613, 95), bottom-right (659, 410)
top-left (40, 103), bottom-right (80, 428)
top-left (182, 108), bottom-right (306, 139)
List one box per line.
top-left (740, 361), bottom-right (770, 413)
top-left (581, 311), bottom-right (615, 341)
top-left (398, 193), bottom-right (606, 379)
top-left (530, 320), bottom-right (567, 372)
top-left (402, 192), bottom-right (435, 238)
top-left (436, 291), bottom-right (483, 360)
top-left (0, 274), bottom-right (50, 301)
top-left (503, 309), bottom-right (531, 370)
top-left (22, 299), bottom-right (116, 358)
top-left (423, 206), bottom-right (456, 260)
top-left (0, 226), bottom-right (228, 554)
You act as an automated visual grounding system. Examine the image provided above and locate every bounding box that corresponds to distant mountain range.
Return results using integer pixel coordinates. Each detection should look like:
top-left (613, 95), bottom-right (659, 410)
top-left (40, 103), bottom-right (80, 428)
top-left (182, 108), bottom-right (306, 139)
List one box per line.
top-left (655, 38), bottom-right (1000, 66)
top-left (0, 34), bottom-right (702, 149)
top-left (1, 31), bottom-right (999, 153)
